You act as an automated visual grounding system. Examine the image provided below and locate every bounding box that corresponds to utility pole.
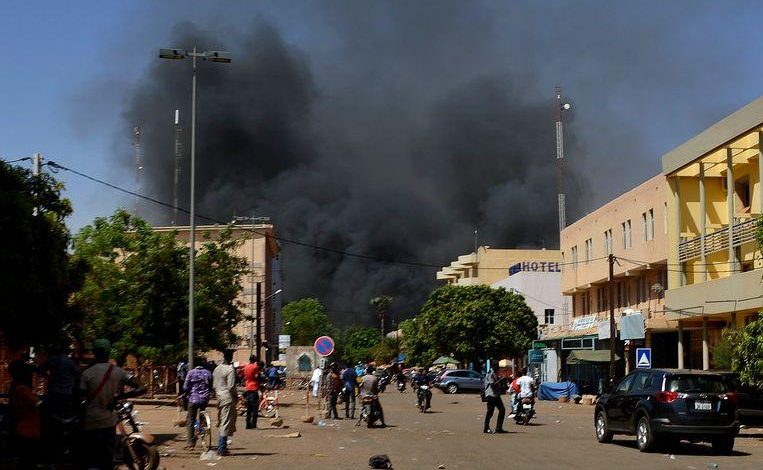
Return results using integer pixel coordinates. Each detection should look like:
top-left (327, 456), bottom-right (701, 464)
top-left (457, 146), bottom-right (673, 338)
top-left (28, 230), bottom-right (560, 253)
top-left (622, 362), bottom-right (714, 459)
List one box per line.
top-left (256, 281), bottom-right (262, 360)
top-left (608, 254), bottom-right (617, 383)
top-left (32, 153), bottom-right (42, 176)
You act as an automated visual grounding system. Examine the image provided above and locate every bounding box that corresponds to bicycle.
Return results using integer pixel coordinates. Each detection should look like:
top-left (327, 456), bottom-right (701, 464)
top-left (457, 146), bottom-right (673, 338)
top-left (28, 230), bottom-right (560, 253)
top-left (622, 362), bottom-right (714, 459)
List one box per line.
top-left (189, 407), bottom-right (213, 452)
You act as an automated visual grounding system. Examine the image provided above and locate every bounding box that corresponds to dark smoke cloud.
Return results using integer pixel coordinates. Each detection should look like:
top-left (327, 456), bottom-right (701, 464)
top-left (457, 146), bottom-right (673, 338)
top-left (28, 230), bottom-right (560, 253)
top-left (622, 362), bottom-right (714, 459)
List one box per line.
top-left (118, 1), bottom-right (730, 325)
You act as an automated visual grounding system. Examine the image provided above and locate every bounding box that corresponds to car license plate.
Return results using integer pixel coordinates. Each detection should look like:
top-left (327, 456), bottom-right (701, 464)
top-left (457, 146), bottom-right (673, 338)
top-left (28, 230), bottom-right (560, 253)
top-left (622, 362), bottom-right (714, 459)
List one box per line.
top-left (523, 404), bottom-right (532, 410)
top-left (694, 400), bottom-right (712, 411)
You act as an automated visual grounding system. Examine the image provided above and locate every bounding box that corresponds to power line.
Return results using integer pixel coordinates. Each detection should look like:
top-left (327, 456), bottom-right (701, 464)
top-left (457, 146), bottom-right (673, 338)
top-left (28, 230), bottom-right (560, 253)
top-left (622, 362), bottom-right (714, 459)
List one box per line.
top-left (1, 157), bottom-right (32, 164)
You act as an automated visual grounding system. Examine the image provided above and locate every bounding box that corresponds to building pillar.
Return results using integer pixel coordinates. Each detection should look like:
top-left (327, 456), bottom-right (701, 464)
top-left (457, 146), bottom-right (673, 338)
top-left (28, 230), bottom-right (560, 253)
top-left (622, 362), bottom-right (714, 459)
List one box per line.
top-left (699, 163), bottom-right (707, 282)
top-left (726, 149), bottom-right (738, 273)
top-left (702, 316), bottom-right (709, 371)
top-left (677, 319), bottom-right (684, 369)
top-left (670, 176), bottom-right (684, 287)
top-left (759, 132), bottom-right (763, 216)
top-left (730, 311), bottom-right (737, 329)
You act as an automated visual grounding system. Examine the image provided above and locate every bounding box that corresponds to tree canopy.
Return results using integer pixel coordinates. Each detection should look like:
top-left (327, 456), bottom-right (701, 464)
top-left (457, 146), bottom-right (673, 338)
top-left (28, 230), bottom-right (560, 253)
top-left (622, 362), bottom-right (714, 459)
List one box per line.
top-left (70, 210), bottom-right (248, 361)
top-left (281, 298), bottom-right (334, 346)
top-left (0, 162), bottom-right (81, 348)
top-left (402, 285), bottom-right (538, 366)
top-left (339, 327), bottom-right (380, 364)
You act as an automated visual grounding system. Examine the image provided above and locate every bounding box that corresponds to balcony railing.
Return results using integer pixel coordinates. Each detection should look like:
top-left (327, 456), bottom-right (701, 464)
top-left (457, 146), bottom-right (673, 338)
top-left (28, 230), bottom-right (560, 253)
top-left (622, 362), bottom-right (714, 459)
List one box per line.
top-left (678, 217), bottom-right (758, 263)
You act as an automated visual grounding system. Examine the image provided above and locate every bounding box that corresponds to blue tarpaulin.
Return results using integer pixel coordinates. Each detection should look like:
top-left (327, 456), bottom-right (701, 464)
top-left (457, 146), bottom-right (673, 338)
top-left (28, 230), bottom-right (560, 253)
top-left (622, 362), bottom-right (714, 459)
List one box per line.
top-left (538, 381), bottom-right (579, 400)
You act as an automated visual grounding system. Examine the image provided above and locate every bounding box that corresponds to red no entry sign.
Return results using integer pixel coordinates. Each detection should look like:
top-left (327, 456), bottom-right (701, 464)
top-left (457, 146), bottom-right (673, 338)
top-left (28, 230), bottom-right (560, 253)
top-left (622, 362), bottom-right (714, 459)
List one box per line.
top-left (314, 335), bottom-right (335, 357)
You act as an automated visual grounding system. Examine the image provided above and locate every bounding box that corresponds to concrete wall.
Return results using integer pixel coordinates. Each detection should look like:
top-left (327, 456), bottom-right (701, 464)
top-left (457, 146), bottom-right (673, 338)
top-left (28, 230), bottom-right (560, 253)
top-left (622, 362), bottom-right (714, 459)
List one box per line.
top-left (492, 271), bottom-right (570, 329)
top-left (437, 247), bottom-right (560, 286)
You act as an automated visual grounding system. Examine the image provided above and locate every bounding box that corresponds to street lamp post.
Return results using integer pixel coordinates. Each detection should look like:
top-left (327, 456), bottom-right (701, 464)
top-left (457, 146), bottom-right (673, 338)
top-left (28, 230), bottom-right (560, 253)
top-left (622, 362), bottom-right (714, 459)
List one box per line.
top-left (160, 47), bottom-right (231, 369)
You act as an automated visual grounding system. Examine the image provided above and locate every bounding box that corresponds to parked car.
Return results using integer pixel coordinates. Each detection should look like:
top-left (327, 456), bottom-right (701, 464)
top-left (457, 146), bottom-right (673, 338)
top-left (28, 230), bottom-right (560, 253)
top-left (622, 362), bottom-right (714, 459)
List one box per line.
top-left (718, 371), bottom-right (763, 426)
top-left (594, 369), bottom-right (740, 454)
top-left (433, 369), bottom-right (484, 394)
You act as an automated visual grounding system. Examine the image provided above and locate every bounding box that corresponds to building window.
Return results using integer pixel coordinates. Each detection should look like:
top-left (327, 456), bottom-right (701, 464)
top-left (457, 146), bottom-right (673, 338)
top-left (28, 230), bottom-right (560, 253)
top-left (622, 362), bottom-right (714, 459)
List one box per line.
top-left (641, 212), bottom-right (647, 242)
top-left (663, 202), bottom-right (668, 235)
top-left (604, 229), bottom-right (613, 255)
top-left (621, 220), bottom-right (632, 249)
top-left (585, 238), bottom-right (593, 263)
top-left (473, 267), bottom-right (478, 277)
top-left (571, 246), bottom-right (578, 268)
top-left (545, 309), bottom-right (555, 325)
top-left (648, 208), bottom-right (655, 240)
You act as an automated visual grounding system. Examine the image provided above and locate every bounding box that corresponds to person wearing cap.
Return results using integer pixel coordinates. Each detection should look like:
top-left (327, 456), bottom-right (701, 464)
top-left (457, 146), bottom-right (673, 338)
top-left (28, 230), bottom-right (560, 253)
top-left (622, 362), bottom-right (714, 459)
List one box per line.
top-left (79, 339), bottom-right (145, 469)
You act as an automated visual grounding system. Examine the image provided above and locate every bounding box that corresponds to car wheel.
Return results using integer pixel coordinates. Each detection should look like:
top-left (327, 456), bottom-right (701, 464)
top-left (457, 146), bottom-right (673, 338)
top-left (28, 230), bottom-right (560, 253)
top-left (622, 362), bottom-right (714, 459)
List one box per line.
top-left (711, 437), bottom-right (734, 455)
top-left (636, 415), bottom-right (655, 452)
top-left (595, 410), bottom-right (613, 443)
top-left (446, 383), bottom-right (459, 394)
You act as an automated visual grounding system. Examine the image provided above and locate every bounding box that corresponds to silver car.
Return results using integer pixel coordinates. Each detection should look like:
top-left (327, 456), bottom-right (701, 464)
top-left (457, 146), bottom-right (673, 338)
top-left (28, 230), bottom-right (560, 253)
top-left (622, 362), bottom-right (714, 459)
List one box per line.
top-left (434, 369), bottom-right (485, 394)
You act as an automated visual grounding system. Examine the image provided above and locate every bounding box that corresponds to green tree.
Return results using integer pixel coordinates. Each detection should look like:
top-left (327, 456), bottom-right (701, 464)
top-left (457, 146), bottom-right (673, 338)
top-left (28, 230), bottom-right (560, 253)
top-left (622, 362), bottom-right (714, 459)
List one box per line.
top-left (339, 327), bottom-right (380, 364)
top-left (370, 295), bottom-right (392, 339)
top-left (71, 210), bottom-right (247, 361)
top-left (372, 336), bottom-right (402, 364)
top-left (724, 215), bottom-right (763, 386)
top-left (281, 298), bottom-right (335, 346)
top-left (403, 285), bottom-right (537, 367)
top-left (0, 161), bottom-right (80, 348)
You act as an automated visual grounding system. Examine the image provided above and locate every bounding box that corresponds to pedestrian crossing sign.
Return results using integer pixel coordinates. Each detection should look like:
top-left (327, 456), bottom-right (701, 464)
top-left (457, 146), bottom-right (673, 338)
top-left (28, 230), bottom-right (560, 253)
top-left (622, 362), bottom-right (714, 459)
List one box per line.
top-left (636, 348), bottom-right (651, 369)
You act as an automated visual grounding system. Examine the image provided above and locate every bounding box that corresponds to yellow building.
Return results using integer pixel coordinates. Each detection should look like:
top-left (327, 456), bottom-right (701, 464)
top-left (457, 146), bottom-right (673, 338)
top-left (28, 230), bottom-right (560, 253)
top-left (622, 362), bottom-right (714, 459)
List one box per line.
top-left (154, 223), bottom-right (281, 363)
top-left (549, 175), bottom-right (674, 371)
top-left (662, 97), bottom-right (763, 370)
top-left (436, 246), bottom-right (560, 286)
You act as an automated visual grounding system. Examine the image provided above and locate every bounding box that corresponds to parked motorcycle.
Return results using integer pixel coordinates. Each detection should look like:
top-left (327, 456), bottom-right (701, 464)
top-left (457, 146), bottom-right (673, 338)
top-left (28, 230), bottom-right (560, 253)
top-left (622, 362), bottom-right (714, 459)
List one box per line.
top-left (514, 396), bottom-right (535, 425)
top-left (416, 385), bottom-right (432, 413)
top-left (115, 401), bottom-right (160, 470)
top-left (356, 395), bottom-right (384, 428)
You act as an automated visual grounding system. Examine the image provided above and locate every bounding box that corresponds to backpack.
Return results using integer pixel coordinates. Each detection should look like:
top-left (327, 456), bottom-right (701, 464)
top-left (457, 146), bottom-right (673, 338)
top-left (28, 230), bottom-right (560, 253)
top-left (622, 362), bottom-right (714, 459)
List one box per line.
top-left (369, 454), bottom-right (392, 469)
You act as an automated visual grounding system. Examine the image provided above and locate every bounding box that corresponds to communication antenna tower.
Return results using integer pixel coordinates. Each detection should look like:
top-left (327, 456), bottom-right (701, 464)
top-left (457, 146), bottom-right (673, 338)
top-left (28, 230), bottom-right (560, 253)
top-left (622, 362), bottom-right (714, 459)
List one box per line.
top-left (173, 109), bottom-right (183, 225)
top-left (133, 124), bottom-right (143, 216)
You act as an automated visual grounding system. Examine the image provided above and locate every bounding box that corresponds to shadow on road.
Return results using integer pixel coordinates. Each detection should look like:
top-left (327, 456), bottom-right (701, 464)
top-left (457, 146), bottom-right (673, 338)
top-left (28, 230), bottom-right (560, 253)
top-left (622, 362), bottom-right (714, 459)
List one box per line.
top-left (151, 433), bottom-right (179, 446)
top-left (611, 439), bottom-right (751, 457)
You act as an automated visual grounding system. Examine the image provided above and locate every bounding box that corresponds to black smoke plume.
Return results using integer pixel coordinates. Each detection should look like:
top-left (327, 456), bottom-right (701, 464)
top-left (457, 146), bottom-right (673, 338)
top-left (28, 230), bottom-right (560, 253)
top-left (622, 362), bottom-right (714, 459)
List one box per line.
top-left (121, 1), bottom-right (694, 326)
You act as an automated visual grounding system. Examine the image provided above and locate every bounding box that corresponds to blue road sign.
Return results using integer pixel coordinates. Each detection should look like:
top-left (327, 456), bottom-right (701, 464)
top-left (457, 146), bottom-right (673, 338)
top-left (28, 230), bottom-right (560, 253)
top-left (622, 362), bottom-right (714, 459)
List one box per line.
top-left (314, 335), bottom-right (335, 357)
top-left (636, 348), bottom-right (651, 369)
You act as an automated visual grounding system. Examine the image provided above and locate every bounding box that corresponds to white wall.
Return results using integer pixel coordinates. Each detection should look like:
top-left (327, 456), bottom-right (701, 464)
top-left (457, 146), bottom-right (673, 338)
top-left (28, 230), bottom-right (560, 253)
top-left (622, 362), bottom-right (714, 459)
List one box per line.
top-left (491, 271), bottom-right (569, 329)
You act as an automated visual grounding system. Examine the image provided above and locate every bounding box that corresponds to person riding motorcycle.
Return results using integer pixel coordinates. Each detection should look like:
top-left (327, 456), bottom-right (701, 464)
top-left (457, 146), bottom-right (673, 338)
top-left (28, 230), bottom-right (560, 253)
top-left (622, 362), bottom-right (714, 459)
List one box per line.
top-left (514, 368), bottom-right (535, 409)
top-left (412, 368), bottom-right (432, 411)
top-left (359, 365), bottom-right (386, 427)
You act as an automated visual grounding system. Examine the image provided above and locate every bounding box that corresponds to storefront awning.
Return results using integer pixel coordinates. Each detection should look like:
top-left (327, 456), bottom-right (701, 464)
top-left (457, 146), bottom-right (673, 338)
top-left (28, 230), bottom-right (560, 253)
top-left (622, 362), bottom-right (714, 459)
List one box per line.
top-left (566, 349), bottom-right (620, 365)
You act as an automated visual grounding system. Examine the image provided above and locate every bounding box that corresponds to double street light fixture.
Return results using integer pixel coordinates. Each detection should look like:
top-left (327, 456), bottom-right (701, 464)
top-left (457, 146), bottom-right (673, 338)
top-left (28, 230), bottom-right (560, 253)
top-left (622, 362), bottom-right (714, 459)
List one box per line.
top-left (159, 46), bottom-right (231, 369)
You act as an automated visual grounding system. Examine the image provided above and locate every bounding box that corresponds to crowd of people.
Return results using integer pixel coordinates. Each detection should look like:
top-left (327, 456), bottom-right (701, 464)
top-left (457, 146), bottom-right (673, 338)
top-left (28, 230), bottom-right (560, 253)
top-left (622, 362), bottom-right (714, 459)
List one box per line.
top-left (5, 339), bottom-right (145, 469)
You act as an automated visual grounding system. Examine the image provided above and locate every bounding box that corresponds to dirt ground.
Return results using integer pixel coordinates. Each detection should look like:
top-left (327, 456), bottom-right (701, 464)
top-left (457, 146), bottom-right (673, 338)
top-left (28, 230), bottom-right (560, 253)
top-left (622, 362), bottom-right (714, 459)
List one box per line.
top-left (135, 388), bottom-right (763, 470)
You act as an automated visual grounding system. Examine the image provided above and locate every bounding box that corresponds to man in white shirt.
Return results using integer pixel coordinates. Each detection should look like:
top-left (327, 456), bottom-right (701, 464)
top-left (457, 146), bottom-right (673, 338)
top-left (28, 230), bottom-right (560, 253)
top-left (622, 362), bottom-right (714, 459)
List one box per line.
top-left (310, 366), bottom-right (323, 398)
top-left (516, 368), bottom-right (535, 399)
top-left (213, 350), bottom-right (237, 456)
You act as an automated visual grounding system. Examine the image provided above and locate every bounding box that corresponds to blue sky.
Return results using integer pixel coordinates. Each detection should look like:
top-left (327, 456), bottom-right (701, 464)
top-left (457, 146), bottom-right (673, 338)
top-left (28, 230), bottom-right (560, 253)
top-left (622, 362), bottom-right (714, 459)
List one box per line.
top-left (3, 1), bottom-right (763, 232)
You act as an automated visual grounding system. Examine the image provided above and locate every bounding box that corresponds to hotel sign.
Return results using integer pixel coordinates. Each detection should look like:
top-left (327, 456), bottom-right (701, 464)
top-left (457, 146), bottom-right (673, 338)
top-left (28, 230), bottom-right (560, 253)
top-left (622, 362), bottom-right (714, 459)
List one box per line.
top-left (509, 261), bottom-right (561, 275)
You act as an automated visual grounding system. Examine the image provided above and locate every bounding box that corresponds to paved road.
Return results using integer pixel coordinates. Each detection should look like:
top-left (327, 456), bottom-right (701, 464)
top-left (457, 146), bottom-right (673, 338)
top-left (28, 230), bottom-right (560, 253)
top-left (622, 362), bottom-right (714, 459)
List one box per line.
top-left (137, 389), bottom-right (762, 470)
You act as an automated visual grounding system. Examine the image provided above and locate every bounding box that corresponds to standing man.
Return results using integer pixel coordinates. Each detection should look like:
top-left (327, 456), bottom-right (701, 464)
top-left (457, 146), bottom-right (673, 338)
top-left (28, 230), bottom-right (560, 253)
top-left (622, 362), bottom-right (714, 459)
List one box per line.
top-left (243, 355), bottom-right (260, 429)
top-left (39, 343), bottom-right (78, 418)
top-left (326, 363), bottom-right (342, 419)
top-left (213, 350), bottom-right (238, 456)
top-left (483, 363), bottom-right (507, 434)
top-left (310, 364), bottom-right (323, 398)
top-left (340, 363), bottom-right (357, 419)
top-left (183, 359), bottom-right (212, 450)
top-left (176, 359), bottom-right (188, 411)
top-left (79, 339), bottom-right (145, 469)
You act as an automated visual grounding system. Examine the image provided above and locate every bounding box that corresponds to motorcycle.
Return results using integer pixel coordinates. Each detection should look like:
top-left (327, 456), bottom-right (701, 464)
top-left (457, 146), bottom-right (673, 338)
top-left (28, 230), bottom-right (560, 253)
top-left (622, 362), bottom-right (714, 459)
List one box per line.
top-left (514, 396), bottom-right (535, 425)
top-left (378, 375), bottom-right (390, 393)
top-left (416, 385), bottom-right (432, 413)
top-left (115, 401), bottom-right (160, 470)
top-left (397, 380), bottom-right (406, 393)
top-left (356, 395), bottom-right (384, 428)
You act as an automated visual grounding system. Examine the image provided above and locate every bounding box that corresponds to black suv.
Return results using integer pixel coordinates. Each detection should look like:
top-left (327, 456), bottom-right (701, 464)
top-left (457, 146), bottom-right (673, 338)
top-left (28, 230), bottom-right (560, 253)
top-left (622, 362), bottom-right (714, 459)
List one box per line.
top-left (594, 369), bottom-right (739, 454)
